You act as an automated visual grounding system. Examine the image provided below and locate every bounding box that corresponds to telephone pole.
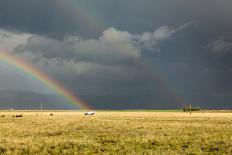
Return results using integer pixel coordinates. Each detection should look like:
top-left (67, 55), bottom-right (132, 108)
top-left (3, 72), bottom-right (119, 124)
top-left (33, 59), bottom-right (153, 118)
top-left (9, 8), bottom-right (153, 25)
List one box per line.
top-left (189, 104), bottom-right (192, 115)
top-left (40, 104), bottom-right (43, 115)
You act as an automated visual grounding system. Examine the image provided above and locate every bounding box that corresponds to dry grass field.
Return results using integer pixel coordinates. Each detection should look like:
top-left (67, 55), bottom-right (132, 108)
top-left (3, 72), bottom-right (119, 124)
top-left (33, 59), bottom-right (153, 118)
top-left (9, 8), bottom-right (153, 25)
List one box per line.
top-left (0, 111), bottom-right (232, 155)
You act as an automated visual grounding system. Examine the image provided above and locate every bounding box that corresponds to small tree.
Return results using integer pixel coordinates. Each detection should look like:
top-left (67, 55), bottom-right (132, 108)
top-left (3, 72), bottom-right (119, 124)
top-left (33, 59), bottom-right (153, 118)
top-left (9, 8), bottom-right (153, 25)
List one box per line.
top-left (182, 105), bottom-right (201, 112)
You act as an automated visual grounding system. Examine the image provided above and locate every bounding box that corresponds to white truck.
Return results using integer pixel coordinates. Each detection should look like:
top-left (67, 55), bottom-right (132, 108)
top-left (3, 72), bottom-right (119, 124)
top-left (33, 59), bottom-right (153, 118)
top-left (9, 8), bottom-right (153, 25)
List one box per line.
top-left (84, 111), bottom-right (95, 116)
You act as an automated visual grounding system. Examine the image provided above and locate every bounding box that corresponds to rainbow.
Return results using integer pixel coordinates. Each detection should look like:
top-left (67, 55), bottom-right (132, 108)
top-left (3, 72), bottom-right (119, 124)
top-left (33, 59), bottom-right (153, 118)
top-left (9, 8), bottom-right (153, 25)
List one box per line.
top-left (56, 0), bottom-right (107, 34)
top-left (0, 1), bottom-right (189, 109)
top-left (57, 1), bottom-right (189, 107)
top-left (133, 58), bottom-right (187, 107)
top-left (0, 50), bottom-right (91, 110)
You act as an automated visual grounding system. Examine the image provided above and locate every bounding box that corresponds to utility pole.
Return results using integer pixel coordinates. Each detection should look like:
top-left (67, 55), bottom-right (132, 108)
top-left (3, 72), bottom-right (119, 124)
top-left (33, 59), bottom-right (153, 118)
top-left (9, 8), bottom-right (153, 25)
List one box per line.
top-left (40, 104), bottom-right (43, 116)
top-left (189, 104), bottom-right (192, 115)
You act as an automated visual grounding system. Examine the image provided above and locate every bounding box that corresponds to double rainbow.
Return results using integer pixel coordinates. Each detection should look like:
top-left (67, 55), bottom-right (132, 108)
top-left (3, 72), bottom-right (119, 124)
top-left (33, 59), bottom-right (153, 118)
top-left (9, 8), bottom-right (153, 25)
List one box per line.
top-left (0, 50), bottom-right (91, 110)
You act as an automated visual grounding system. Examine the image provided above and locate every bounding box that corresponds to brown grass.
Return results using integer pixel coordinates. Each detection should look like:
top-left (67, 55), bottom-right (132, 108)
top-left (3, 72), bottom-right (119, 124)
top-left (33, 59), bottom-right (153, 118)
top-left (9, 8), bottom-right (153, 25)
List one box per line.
top-left (0, 111), bottom-right (231, 154)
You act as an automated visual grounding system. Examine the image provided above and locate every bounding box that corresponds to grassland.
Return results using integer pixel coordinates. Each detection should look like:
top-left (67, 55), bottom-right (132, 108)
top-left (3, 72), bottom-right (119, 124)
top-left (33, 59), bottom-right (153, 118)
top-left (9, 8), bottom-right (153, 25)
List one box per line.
top-left (0, 111), bottom-right (231, 155)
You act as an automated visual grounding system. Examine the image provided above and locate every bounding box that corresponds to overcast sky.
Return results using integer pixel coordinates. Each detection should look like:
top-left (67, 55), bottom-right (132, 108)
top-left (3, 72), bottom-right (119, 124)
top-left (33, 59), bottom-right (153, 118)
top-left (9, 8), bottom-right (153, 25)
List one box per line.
top-left (0, 0), bottom-right (232, 109)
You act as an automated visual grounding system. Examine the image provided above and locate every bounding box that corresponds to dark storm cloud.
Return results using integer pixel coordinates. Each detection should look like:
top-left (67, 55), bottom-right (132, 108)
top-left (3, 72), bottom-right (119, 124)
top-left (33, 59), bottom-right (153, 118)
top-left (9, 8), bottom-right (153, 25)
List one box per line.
top-left (176, 0), bottom-right (232, 38)
top-left (0, 0), bottom-right (107, 38)
top-left (1, 0), bottom-right (232, 38)
top-left (1, 0), bottom-right (232, 109)
top-left (0, 26), bottom-right (190, 104)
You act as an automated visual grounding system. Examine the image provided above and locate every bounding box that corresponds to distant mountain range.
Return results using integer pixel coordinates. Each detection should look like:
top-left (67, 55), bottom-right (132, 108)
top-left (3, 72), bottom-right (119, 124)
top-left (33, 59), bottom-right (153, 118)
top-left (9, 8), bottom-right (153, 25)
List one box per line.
top-left (0, 90), bottom-right (231, 110)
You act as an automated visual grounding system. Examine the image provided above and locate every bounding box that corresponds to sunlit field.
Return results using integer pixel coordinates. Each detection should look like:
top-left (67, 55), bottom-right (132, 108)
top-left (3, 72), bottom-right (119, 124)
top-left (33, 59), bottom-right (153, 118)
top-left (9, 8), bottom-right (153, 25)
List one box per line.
top-left (0, 111), bottom-right (232, 154)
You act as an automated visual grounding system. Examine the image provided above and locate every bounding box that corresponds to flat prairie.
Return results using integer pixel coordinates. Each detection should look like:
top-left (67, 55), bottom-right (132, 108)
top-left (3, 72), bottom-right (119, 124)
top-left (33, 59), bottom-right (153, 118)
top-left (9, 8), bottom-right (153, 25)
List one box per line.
top-left (0, 111), bottom-right (231, 154)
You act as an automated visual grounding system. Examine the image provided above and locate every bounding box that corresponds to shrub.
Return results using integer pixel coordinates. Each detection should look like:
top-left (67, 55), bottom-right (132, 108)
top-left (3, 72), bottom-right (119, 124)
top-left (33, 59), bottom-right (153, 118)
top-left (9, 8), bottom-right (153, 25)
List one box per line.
top-left (182, 106), bottom-right (201, 112)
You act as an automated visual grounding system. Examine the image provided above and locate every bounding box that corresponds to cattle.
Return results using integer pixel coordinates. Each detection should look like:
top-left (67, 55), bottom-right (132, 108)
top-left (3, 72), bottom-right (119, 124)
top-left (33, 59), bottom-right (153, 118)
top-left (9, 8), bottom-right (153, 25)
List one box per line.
top-left (15, 115), bottom-right (23, 117)
top-left (12, 114), bottom-right (23, 117)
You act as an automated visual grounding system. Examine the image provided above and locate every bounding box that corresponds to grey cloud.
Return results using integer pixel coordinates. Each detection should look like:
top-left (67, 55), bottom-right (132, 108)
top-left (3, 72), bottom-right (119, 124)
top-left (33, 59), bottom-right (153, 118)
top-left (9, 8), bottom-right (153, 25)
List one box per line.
top-left (206, 37), bottom-right (232, 53)
top-left (136, 22), bottom-right (193, 52)
top-left (0, 29), bottom-right (31, 51)
top-left (0, 28), bottom-right (144, 95)
top-left (17, 27), bottom-right (140, 66)
top-left (15, 23), bottom-right (193, 68)
top-left (0, 24), bottom-right (190, 97)
top-left (0, 23), bottom-right (194, 81)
